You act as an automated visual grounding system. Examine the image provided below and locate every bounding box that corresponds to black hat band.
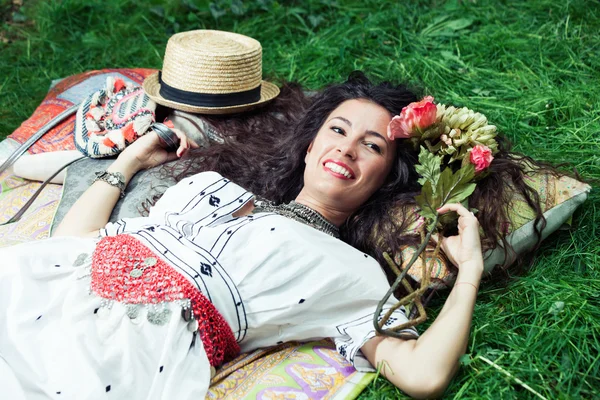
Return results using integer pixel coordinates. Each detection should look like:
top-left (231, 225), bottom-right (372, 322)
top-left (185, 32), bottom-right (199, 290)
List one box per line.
top-left (158, 72), bottom-right (261, 108)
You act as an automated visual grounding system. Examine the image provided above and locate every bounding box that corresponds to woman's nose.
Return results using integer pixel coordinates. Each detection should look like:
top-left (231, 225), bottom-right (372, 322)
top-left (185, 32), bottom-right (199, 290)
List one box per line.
top-left (337, 139), bottom-right (357, 160)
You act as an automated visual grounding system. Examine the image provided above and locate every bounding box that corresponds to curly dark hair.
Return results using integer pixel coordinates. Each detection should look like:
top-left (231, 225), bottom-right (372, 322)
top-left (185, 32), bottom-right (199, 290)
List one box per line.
top-left (163, 71), bottom-right (548, 287)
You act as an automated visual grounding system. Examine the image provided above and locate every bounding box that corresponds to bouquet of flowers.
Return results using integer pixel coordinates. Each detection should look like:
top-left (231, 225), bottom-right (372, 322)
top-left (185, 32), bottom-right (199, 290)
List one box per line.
top-left (374, 96), bottom-right (498, 338)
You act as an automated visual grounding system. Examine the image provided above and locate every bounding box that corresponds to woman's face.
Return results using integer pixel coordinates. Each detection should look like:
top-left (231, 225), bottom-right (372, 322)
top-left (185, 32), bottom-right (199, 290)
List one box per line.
top-left (303, 99), bottom-right (397, 213)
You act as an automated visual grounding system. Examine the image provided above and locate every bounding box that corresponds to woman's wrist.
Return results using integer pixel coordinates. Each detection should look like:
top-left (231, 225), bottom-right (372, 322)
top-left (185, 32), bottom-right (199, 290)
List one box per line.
top-left (456, 260), bottom-right (483, 285)
top-left (106, 155), bottom-right (143, 184)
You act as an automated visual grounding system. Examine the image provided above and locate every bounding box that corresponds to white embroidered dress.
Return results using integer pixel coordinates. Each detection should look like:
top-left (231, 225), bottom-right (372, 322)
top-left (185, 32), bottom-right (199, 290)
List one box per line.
top-left (0, 171), bottom-right (417, 399)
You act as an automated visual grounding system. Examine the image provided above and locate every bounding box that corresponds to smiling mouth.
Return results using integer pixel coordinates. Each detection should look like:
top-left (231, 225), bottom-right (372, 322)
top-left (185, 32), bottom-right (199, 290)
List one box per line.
top-left (323, 161), bottom-right (355, 179)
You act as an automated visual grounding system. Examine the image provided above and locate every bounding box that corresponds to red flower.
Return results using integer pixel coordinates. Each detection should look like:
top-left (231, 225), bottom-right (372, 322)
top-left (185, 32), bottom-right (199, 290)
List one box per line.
top-left (469, 145), bottom-right (494, 172)
top-left (387, 96), bottom-right (437, 140)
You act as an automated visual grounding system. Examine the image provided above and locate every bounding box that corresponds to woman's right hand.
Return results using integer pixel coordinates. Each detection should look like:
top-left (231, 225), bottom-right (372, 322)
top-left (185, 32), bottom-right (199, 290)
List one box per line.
top-left (436, 203), bottom-right (484, 278)
top-left (118, 128), bottom-right (198, 171)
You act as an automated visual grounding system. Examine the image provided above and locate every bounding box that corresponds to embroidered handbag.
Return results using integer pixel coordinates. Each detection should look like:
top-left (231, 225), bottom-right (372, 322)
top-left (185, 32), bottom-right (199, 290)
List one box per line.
top-left (74, 76), bottom-right (157, 158)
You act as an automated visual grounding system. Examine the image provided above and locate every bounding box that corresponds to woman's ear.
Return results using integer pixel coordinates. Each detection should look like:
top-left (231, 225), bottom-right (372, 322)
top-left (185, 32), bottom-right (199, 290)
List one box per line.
top-left (304, 141), bottom-right (314, 163)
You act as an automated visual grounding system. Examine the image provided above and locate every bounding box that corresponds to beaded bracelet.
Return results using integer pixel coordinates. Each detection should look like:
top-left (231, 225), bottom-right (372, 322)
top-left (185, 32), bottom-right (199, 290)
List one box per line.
top-left (93, 170), bottom-right (126, 199)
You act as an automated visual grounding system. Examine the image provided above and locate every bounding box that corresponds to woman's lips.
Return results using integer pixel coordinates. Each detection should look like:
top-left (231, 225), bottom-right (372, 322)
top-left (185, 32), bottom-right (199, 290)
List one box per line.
top-left (323, 159), bottom-right (355, 179)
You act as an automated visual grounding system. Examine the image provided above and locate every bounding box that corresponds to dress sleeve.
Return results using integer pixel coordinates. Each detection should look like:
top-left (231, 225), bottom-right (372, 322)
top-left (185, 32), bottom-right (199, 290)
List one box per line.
top-left (333, 298), bottom-right (419, 372)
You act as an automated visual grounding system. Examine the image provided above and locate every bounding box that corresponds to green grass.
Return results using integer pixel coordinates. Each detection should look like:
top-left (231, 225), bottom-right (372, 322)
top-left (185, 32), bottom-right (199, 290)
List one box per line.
top-left (1, 0), bottom-right (599, 398)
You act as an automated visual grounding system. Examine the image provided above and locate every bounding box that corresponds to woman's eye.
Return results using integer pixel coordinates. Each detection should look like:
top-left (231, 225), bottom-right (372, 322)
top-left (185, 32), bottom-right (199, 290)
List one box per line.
top-left (331, 126), bottom-right (345, 135)
top-left (366, 142), bottom-right (382, 154)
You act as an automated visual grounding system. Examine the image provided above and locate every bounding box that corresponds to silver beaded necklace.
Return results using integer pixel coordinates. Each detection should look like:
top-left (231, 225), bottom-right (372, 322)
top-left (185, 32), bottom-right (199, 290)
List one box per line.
top-left (253, 198), bottom-right (340, 238)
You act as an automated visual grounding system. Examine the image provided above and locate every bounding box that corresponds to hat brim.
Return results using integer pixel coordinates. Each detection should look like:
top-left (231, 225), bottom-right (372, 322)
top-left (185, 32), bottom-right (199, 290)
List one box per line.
top-left (142, 72), bottom-right (280, 115)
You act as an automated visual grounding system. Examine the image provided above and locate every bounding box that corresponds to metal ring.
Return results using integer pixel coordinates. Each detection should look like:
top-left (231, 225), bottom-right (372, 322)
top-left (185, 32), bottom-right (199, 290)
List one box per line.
top-left (152, 123), bottom-right (180, 151)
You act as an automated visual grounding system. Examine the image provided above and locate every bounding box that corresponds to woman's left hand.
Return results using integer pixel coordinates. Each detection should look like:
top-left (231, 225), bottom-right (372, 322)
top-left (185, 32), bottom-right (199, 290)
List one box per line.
top-left (436, 203), bottom-right (483, 272)
top-left (119, 128), bottom-right (199, 171)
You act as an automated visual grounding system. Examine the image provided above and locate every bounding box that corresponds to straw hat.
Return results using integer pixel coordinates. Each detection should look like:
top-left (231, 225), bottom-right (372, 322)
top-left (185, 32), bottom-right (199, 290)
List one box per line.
top-left (143, 30), bottom-right (280, 114)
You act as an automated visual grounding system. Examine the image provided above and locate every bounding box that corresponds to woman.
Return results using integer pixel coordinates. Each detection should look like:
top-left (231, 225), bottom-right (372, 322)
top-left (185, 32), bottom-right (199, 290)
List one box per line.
top-left (0, 71), bottom-right (486, 399)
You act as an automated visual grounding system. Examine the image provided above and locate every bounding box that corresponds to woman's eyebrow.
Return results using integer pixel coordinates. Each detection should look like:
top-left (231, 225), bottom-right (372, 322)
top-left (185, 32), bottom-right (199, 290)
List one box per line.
top-left (329, 116), bottom-right (352, 126)
top-left (330, 116), bottom-right (387, 144)
top-left (366, 130), bottom-right (386, 142)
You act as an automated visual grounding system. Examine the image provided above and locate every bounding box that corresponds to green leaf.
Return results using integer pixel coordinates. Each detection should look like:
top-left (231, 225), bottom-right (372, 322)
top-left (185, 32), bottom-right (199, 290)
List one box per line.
top-left (414, 146), bottom-right (442, 190)
top-left (548, 301), bottom-right (565, 315)
top-left (421, 17), bottom-right (473, 37)
top-left (230, 0), bottom-right (245, 15)
top-left (437, 163), bottom-right (477, 206)
top-left (424, 139), bottom-right (444, 154)
top-left (12, 12), bottom-right (28, 23)
top-left (471, 87), bottom-right (491, 96)
top-left (441, 50), bottom-right (464, 64)
top-left (459, 353), bottom-right (472, 366)
top-left (149, 6), bottom-right (165, 17)
top-left (209, 2), bottom-right (227, 19)
top-left (415, 180), bottom-right (438, 221)
top-left (308, 15), bottom-right (324, 28)
top-left (445, 18), bottom-right (474, 31)
top-left (415, 159), bottom-right (478, 226)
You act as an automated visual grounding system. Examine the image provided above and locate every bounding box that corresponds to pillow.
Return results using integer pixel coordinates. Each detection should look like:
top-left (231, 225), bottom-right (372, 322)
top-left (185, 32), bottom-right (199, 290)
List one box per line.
top-left (481, 172), bottom-right (590, 272)
top-left (50, 157), bottom-right (178, 234)
top-left (8, 68), bottom-right (157, 154)
top-left (380, 169), bottom-right (591, 288)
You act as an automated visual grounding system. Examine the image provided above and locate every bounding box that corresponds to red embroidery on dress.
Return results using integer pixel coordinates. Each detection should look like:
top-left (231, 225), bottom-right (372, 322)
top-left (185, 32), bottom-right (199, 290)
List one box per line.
top-left (91, 234), bottom-right (240, 366)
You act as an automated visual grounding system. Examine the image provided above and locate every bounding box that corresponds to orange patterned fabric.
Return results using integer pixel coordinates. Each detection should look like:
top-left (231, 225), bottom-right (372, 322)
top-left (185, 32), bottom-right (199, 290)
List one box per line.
top-left (8, 68), bottom-right (157, 154)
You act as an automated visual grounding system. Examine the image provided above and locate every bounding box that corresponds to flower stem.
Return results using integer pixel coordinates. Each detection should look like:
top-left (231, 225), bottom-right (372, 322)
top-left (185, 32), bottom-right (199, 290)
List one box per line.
top-left (373, 215), bottom-right (440, 338)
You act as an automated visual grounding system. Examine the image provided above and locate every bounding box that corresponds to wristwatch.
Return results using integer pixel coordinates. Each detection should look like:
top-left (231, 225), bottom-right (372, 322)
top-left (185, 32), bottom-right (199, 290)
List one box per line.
top-left (93, 170), bottom-right (126, 198)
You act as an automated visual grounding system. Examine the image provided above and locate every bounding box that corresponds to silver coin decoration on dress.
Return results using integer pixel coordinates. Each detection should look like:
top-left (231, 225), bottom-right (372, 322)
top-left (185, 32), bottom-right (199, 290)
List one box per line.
top-left (130, 269), bottom-right (143, 278)
top-left (144, 257), bottom-right (157, 267)
top-left (253, 197), bottom-right (340, 238)
top-left (187, 319), bottom-right (199, 332)
top-left (147, 307), bottom-right (172, 325)
top-left (125, 304), bottom-right (141, 319)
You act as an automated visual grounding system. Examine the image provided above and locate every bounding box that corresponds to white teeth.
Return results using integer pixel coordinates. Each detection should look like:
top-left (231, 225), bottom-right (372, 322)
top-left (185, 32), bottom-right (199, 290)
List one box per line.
top-left (325, 162), bottom-right (352, 178)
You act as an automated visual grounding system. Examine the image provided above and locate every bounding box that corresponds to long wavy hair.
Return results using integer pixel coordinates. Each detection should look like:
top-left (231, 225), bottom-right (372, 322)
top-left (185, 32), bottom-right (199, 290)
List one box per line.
top-left (162, 71), bottom-right (548, 286)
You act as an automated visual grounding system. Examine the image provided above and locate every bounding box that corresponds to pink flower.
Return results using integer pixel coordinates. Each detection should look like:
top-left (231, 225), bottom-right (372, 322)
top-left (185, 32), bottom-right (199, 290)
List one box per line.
top-left (387, 96), bottom-right (437, 140)
top-left (469, 145), bottom-right (494, 172)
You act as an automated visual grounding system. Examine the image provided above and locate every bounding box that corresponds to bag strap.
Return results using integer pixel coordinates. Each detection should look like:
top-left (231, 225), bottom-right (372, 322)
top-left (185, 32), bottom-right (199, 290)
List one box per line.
top-left (0, 103), bottom-right (80, 176)
top-left (0, 155), bottom-right (85, 227)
